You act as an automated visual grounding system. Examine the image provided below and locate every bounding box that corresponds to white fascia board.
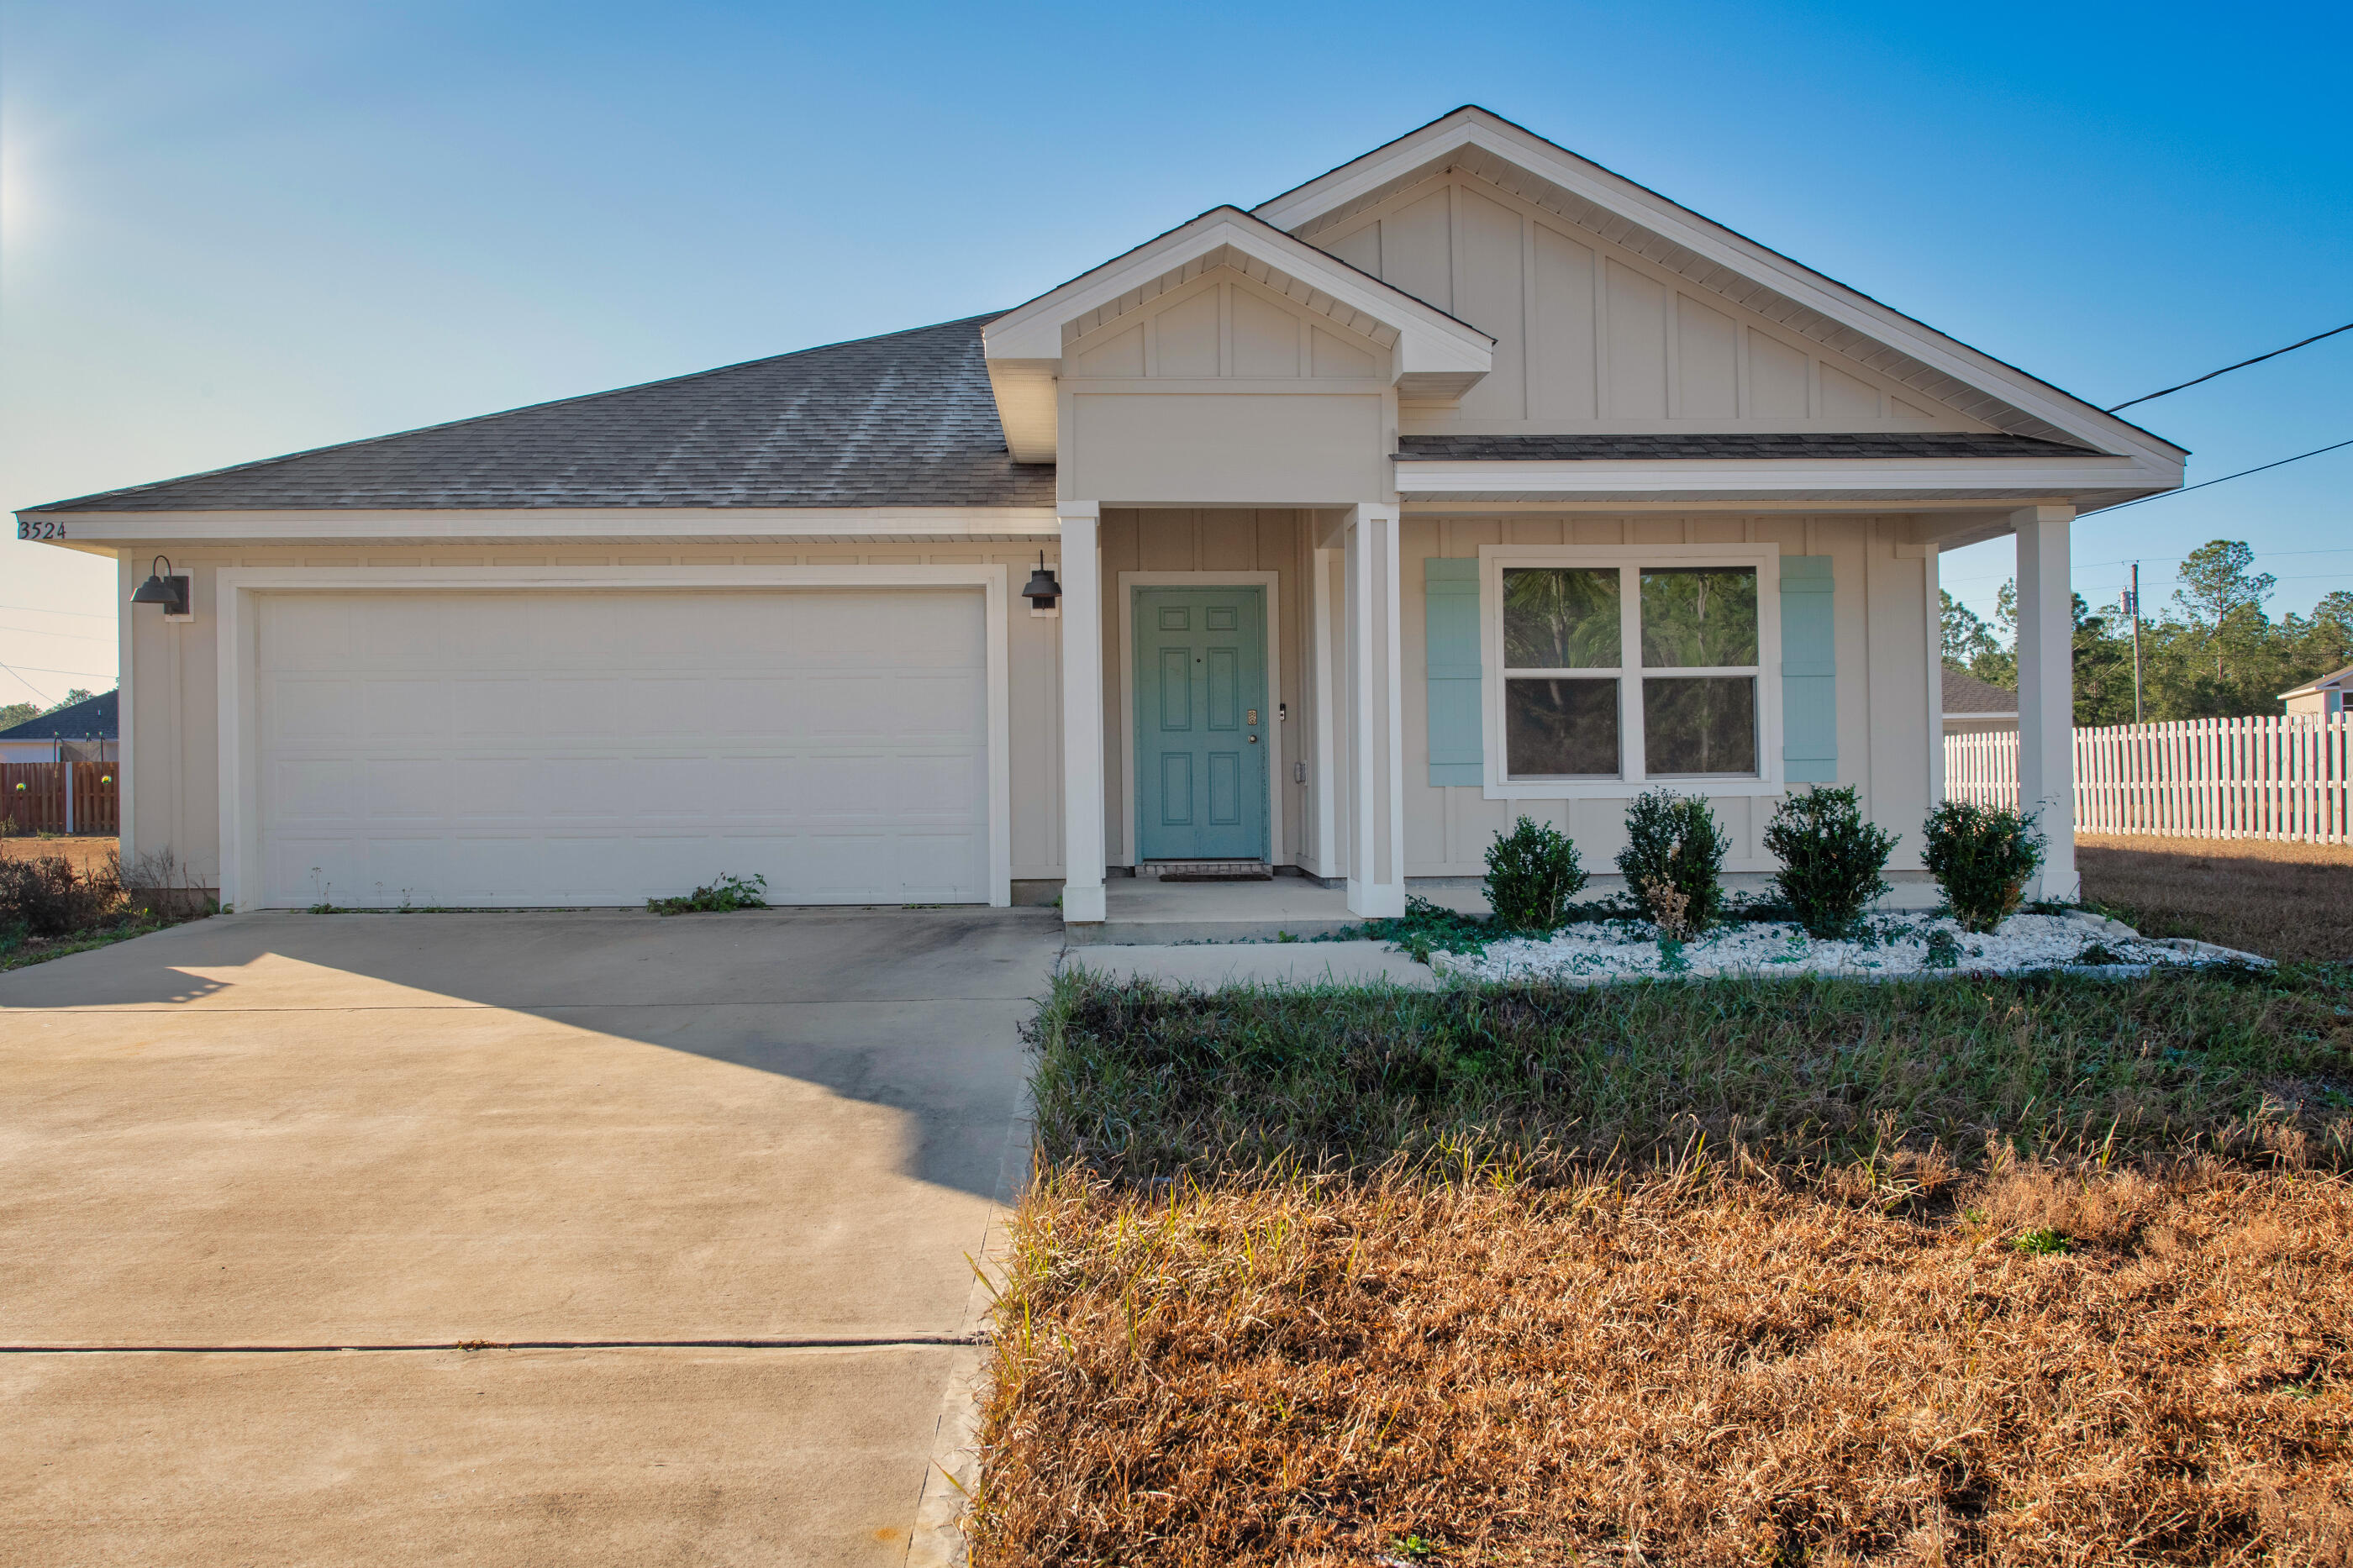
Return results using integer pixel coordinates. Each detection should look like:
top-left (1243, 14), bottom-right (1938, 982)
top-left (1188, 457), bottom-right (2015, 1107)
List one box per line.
top-left (982, 208), bottom-right (1492, 376)
top-left (1258, 110), bottom-right (2186, 469)
top-left (1395, 453), bottom-right (2161, 501)
top-left (13, 507), bottom-right (1061, 543)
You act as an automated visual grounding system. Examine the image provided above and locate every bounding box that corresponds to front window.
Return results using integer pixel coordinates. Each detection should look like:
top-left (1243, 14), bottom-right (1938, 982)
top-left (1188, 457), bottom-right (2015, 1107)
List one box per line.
top-left (1499, 561), bottom-right (1761, 782)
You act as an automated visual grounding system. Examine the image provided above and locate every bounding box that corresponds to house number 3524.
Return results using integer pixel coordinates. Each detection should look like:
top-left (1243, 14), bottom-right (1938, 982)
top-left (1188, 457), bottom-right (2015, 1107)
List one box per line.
top-left (16, 519), bottom-right (66, 540)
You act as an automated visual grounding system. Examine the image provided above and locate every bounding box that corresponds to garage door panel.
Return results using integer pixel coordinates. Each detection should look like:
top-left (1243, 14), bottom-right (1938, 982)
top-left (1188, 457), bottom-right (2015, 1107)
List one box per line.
top-left (254, 588), bottom-right (992, 908)
top-left (265, 677), bottom-right (362, 745)
top-left (534, 678), bottom-right (628, 739)
top-left (438, 758), bottom-right (539, 823)
top-left (450, 679), bottom-right (537, 737)
top-left (887, 671), bottom-right (990, 736)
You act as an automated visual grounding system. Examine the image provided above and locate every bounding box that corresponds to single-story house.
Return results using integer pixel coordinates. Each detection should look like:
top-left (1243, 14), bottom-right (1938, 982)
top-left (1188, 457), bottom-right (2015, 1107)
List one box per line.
top-left (2279, 664), bottom-right (2352, 718)
top-left (0, 688), bottom-right (119, 765)
top-left (15, 107), bottom-right (2182, 921)
top-left (1941, 665), bottom-right (2019, 735)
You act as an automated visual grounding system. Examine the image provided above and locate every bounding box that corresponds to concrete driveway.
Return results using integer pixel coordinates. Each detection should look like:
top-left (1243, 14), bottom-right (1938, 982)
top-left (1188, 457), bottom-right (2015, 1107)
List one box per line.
top-left (0, 906), bottom-right (1062, 1566)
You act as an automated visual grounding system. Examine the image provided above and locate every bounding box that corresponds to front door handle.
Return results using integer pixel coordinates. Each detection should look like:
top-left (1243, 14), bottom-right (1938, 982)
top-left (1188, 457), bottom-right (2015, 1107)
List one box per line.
top-left (1247, 734), bottom-right (1258, 743)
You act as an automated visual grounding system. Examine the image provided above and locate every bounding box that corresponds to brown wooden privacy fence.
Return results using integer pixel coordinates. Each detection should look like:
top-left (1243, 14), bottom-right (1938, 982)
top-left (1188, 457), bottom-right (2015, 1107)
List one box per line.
top-left (1945, 716), bottom-right (2352, 845)
top-left (0, 762), bottom-right (120, 837)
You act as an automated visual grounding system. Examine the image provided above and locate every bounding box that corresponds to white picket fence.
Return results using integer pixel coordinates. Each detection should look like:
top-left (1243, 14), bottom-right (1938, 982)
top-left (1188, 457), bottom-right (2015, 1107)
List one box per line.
top-left (1945, 716), bottom-right (2353, 844)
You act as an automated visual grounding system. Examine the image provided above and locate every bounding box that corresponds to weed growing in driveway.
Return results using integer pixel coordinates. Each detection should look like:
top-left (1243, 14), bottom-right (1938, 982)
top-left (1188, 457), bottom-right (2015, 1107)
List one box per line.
top-left (646, 871), bottom-right (769, 914)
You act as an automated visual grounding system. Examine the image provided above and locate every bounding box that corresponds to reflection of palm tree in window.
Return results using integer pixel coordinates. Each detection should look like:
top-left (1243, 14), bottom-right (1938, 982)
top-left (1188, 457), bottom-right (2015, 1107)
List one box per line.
top-left (1503, 569), bottom-right (1618, 667)
top-left (1641, 568), bottom-right (1757, 667)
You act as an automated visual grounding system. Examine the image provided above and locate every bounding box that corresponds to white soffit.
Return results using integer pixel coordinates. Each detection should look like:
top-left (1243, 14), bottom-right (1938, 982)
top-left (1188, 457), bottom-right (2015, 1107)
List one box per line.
top-left (1255, 109), bottom-right (2188, 471)
top-left (982, 207), bottom-right (1496, 461)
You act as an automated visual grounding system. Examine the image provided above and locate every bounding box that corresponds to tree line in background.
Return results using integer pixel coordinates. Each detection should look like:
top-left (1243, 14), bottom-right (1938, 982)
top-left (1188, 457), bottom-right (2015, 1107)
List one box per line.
top-left (0, 687), bottom-right (103, 733)
top-left (1943, 540), bottom-right (2353, 726)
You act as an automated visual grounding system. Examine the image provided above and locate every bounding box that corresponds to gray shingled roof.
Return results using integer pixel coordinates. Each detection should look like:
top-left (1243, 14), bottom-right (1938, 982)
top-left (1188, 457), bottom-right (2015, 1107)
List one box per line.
top-left (30, 316), bottom-right (1052, 513)
top-left (0, 689), bottom-right (117, 740)
top-left (1942, 664), bottom-right (2019, 716)
top-left (1395, 432), bottom-right (2098, 461)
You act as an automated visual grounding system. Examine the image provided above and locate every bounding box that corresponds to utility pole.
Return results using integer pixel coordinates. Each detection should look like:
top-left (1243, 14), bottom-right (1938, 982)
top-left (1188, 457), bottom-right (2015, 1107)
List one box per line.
top-left (2126, 561), bottom-right (2145, 724)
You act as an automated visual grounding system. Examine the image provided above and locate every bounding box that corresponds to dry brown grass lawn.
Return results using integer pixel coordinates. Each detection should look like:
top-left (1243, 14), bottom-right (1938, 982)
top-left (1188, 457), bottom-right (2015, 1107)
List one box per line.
top-left (0, 833), bottom-right (118, 878)
top-left (2079, 834), bottom-right (2353, 965)
top-left (978, 1162), bottom-right (2353, 1567)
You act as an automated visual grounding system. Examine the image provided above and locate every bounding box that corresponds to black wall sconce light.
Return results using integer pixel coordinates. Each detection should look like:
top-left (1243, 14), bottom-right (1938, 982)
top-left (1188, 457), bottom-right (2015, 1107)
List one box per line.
top-left (1022, 552), bottom-right (1061, 613)
top-left (130, 555), bottom-right (190, 618)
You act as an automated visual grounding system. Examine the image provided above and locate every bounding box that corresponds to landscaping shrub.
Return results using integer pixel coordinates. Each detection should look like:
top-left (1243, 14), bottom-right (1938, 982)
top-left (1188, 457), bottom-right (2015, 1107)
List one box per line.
top-left (646, 871), bottom-right (769, 914)
top-left (1482, 815), bottom-right (1587, 932)
top-left (1615, 788), bottom-right (1727, 938)
top-left (1761, 784), bottom-right (1898, 938)
top-left (0, 852), bottom-right (122, 938)
top-left (1923, 801), bottom-right (2046, 933)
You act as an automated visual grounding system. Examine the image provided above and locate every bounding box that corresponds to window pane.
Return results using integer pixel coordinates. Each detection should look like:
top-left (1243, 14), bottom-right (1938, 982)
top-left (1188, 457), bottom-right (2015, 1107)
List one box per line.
top-left (1643, 676), bottom-right (1757, 775)
top-left (1640, 567), bottom-right (1757, 667)
top-left (1503, 568), bottom-right (1619, 669)
top-left (1506, 678), bottom-right (1619, 776)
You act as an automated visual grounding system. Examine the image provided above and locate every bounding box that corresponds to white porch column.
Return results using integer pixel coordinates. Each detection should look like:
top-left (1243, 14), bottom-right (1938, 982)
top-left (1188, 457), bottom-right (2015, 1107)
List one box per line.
top-left (1058, 502), bottom-right (1107, 924)
top-left (2013, 503), bottom-right (2077, 901)
top-left (1343, 503), bottom-right (1406, 918)
top-left (1310, 543), bottom-right (1340, 881)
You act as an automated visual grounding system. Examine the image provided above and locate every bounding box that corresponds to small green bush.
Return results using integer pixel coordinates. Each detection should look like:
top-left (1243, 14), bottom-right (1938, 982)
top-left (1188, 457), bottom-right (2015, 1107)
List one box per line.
top-left (0, 854), bottom-right (123, 938)
top-left (1482, 816), bottom-right (1587, 933)
top-left (648, 871), bottom-right (769, 915)
top-left (1762, 785), bottom-right (1898, 939)
top-left (1921, 802), bottom-right (2045, 934)
top-left (1617, 789), bottom-right (1728, 939)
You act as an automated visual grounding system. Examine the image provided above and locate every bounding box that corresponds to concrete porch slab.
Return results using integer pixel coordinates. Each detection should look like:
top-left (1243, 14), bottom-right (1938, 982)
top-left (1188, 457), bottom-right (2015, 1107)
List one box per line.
top-left (1062, 939), bottom-right (1438, 990)
top-left (1072, 877), bottom-right (1487, 945)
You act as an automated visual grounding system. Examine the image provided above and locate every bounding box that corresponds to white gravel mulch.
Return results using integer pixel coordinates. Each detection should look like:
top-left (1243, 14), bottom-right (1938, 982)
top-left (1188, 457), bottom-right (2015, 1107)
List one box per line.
top-left (1436, 909), bottom-right (2266, 986)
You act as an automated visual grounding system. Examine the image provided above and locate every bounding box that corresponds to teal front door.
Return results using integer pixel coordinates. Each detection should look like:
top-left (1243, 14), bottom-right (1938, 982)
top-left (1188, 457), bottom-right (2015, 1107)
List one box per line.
top-left (1134, 586), bottom-right (1269, 862)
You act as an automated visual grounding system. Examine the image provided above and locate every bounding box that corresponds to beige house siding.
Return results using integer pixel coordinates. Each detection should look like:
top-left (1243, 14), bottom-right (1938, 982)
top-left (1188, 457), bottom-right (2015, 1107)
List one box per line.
top-left (1401, 513), bottom-right (1937, 876)
top-left (1058, 267), bottom-right (1400, 505)
top-left (1307, 171), bottom-right (1995, 438)
top-left (118, 543), bottom-right (1071, 895)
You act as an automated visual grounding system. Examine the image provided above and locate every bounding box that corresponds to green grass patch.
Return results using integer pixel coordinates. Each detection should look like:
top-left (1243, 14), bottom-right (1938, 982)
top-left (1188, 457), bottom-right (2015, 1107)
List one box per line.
top-left (0, 917), bottom-right (178, 972)
top-left (1029, 964), bottom-right (2353, 1180)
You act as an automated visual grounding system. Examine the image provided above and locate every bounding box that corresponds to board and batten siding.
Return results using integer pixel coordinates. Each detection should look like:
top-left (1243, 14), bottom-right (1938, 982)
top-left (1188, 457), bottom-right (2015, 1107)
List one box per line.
top-left (1308, 171), bottom-right (1993, 436)
top-left (117, 543), bottom-right (1070, 893)
top-left (1060, 270), bottom-right (1398, 506)
top-left (1403, 514), bottom-right (1938, 876)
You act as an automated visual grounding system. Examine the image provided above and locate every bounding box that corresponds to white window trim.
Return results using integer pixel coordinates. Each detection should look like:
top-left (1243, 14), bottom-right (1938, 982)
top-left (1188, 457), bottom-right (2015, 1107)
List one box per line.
top-left (213, 564), bottom-right (1014, 911)
top-left (1477, 543), bottom-right (1784, 800)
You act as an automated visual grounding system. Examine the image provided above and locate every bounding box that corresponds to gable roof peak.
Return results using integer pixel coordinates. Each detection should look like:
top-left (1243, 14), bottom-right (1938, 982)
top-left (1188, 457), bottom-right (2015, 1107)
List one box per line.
top-left (1257, 108), bottom-right (2185, 468)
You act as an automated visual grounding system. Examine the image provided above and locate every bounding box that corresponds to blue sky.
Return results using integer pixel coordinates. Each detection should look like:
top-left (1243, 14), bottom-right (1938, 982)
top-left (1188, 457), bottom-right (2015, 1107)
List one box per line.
top-left (3, 0), bottom-right (2346, 706)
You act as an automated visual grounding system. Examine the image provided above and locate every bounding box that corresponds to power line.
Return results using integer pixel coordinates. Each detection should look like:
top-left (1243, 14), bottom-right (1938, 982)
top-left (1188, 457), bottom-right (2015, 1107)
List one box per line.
top-left (0, 602), bottom-right (113, 619)
top-left (2107, 320), bottom-right (2353, 411)
top-left (0, 660), bottom-right (116, 679)
top-left (0, 622), bottom-right (116, 643)
top-left (2094, 436), bottom-right (2353, 515)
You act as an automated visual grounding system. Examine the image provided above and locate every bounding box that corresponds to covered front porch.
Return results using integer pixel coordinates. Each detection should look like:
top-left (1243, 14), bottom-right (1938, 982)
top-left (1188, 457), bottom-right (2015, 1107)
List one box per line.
top-left (1051, 500), bottom-right (2087, 934)
top-left (1055, 500), bottom-right (1410, 929)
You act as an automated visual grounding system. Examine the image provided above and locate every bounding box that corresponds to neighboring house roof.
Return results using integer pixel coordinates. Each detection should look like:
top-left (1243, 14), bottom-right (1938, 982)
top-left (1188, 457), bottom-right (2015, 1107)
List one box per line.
top-left (2277, 663), bottom-right (2353, 700)
top-left (27, 317), bottom-right (1051, 513)
top-left (0, 689), bottom-right (118, 740)
top-left (1397, 433), bottom-right (2095, 462)
top-left (1942, 665), bottom-right (2018, 718)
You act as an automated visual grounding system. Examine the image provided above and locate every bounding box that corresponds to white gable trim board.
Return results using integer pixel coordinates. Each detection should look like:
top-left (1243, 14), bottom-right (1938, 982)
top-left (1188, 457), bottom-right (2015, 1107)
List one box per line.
top-left (213, 565), bottom-right (1016, 910)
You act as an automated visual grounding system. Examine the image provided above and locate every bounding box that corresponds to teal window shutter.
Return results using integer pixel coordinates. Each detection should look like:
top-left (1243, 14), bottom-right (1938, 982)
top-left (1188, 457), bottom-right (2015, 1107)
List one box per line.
top-left (1424, 559), bottom-right (1482, 786)
top-left (1780, 555), bottom-right (1837, 783)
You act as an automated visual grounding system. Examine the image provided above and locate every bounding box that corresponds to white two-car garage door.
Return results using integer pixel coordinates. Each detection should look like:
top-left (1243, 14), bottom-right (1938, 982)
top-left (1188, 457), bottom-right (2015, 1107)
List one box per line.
top-left (254, 588), bottom-right (990, 908)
